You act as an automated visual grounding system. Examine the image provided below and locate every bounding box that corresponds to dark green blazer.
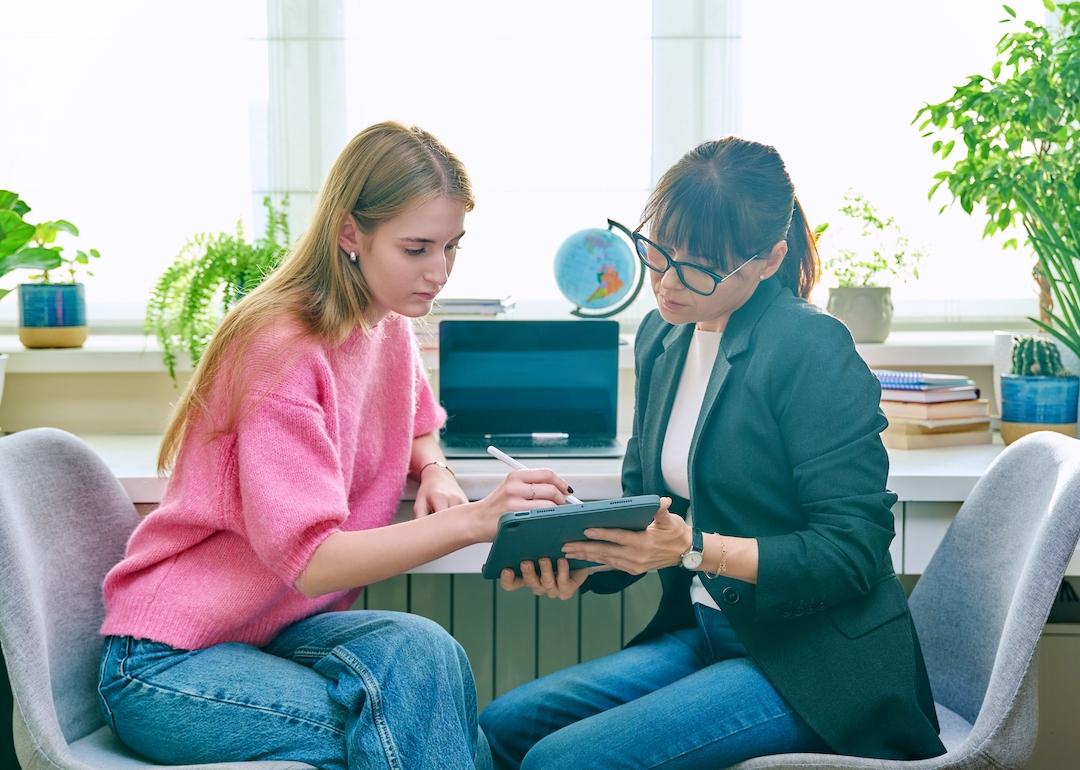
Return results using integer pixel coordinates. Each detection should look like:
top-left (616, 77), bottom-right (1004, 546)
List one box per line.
top-left (584, 278), bottom-right (946, 761)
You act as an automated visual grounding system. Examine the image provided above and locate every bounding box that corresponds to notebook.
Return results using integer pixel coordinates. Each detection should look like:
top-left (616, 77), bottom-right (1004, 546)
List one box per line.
top-left (438, 320), bottom-right (624, 458)
top-left (880, 386), bottom-right (980, 403)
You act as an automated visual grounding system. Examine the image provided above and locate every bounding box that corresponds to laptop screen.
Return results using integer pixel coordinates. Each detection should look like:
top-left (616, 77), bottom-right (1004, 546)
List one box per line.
top-left (439, 320), bottom-right (619, 438)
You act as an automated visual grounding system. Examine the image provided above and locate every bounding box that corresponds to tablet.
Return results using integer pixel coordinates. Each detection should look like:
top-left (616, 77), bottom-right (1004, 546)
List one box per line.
top-left (481, 494), bottom-right (661, 579)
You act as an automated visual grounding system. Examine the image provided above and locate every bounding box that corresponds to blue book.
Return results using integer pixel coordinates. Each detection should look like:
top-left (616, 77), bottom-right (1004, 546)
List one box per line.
top-left (873, 369), bottom-right (976, 391)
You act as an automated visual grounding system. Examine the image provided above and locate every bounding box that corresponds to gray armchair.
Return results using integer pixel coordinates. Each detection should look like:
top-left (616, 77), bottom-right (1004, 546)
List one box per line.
top-left (731, 430), bottom-right (1080, 769)
top-left (0, 428), bottom-right (315, 770)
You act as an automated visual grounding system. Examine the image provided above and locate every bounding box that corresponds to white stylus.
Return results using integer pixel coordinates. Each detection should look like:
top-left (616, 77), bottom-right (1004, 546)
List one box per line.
top-left (486, 445), bottom-right (583, 505)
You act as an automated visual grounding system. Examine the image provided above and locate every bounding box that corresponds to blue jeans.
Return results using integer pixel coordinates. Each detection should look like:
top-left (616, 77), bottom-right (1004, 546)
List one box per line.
top-left (98, 610), bottom-right (492, 770)
top-left (480, 603), bottom-right (830, 770)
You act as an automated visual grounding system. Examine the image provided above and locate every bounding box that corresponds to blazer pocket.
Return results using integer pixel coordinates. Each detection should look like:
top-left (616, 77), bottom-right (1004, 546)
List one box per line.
top-left (829, 575), bottom-right (910, 639)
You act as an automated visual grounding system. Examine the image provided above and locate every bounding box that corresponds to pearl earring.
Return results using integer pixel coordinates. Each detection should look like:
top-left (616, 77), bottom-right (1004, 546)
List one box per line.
top-left (349, 251), bottom-right (357, 263)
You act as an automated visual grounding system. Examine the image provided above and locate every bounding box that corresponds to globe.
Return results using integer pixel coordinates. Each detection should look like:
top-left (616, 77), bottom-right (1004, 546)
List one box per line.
top-left (554, 227), bottom-right (642, 317)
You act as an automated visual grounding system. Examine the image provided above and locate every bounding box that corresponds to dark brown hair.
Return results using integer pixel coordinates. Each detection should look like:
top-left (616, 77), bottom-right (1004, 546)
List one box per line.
top-left (640, 136), bottom-right (819, 299)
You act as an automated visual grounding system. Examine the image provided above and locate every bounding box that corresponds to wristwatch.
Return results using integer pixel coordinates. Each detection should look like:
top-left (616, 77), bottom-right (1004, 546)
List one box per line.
top-left (679, 526), bottom-right (704, 570)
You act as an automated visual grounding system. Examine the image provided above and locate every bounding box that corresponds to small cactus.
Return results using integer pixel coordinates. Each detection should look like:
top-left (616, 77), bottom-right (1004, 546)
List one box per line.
top-left (1011, 335), bottom-right (1069, 377)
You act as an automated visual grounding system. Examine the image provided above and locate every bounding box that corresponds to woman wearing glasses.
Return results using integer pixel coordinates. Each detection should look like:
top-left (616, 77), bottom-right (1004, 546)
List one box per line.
top-left (481, 137), bottom-right (946, 768)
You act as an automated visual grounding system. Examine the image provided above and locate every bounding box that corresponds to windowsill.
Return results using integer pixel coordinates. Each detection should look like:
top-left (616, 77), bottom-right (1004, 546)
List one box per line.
top-left (0, 329), bottom-right (1001, 374)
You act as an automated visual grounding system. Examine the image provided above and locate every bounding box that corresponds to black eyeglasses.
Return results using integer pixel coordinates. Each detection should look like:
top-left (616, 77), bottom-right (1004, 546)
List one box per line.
top-left (607, 219), bottom-right (764, 297)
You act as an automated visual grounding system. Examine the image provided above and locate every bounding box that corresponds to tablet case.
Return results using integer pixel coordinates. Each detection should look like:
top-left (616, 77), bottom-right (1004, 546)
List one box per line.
top-left (481, 494), bottom-right (661, 579)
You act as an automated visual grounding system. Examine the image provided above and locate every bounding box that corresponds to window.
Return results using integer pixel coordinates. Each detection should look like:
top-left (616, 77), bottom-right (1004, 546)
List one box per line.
top-left (7, 1), bottom-right (1043, 330)
top-left (1, 1), bottom-right (267, 323)
top-left (342, 0), bottom-right (652, 306)
top-left (740, 0), bottom-right (1048, 325)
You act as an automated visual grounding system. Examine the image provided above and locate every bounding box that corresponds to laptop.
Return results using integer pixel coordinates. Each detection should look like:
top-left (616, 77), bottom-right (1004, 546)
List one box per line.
top-left (438, 320), bottom-right (624, 458)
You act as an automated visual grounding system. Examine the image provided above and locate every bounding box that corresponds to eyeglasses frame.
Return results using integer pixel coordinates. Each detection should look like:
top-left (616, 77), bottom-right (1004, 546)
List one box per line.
top-left (607, 218), bottom-right (765, 297)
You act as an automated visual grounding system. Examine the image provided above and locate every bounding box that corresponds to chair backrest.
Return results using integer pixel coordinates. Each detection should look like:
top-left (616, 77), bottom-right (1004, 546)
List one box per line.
top-left (909, 431), bottom-right (1080, 758)
top-left (0, 428), bottom-right (141, 747)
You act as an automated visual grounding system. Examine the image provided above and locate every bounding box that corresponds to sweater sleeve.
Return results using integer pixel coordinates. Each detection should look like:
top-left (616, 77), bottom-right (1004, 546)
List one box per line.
top-left (412, 342), bottom-right (447, 438)
top-left (235, 392), bottom-right (349, 586)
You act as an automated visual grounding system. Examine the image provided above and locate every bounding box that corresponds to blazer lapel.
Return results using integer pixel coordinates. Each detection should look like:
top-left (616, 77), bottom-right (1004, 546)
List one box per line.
top-left (641, 322), bottom-right (693, 495)
top-left (687, 278), bottom-right (785, 495)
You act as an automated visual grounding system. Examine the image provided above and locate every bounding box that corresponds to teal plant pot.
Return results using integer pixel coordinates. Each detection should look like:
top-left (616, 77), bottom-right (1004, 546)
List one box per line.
top-left (17, 283), bottom-right (88, 348)
top-left (1000, 374), bottom-right (1079, 444)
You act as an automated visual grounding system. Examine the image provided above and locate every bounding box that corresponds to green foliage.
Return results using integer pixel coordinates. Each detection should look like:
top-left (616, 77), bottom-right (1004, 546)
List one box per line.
top-left (915, 2), bottom-right (1080, 358)
top-left (0, 190), bottom-right (84, 301)
top-left (1011, 334), bottom-right (1069, 376)
top-left (145, 197), bottom-right (291, 383)
top-left (820, 191), bottom-right (924, 287)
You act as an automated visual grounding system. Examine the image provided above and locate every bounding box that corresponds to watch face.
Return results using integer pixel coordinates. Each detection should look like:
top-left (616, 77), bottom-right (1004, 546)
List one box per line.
top-left (682, 551), bottom-right (704, 570)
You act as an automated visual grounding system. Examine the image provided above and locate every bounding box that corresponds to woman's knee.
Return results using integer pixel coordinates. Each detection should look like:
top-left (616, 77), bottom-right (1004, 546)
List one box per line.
top-left (520, 729), bottom-right (590, 770)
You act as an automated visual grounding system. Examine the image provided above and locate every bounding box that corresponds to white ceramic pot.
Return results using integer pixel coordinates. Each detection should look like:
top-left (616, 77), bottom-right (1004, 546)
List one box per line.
top-left (826, 286), bottom-right (893, 343)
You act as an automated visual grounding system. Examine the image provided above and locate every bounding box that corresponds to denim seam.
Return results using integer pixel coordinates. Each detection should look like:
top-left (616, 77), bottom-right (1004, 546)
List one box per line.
top-left (329, 646), bottom-right (403, 770)
top-left (96, 638), bottom-right (120, 736)
top-left (292, 645), bottom-right (335, 661)
top-left (643, 707), bottom-right (801, 770)
top-left (117, 666), bottom-right (346, 737)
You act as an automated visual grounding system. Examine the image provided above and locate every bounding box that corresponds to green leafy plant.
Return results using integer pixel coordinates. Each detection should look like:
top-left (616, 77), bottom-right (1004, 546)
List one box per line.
top-left (1011, 335), bottom-right (1070, 376)
top-left (0, 190), bottom-right (69, 300)
top-left (915, 1), bottom-right (1080, 358)
top-left (146, 197), bottom-right (290, 383)
top-left (820, 191), bottom-right (924, 287)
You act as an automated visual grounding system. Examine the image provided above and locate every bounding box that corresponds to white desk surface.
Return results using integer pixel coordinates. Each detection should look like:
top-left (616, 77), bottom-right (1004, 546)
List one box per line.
top-left (80, 433), bottom-right (1007, 575)
top-left (80, 433), bottom-right (1005, 506)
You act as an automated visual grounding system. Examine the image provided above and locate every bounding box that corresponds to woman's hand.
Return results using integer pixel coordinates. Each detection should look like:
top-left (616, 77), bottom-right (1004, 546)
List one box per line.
top-left (499, 557), bottom-right (604, 600)
top-left (561, 497), bottom-right (689, 574)
top-left (471, 468), bottom-right (572, 541)
top-left (413, 465), bottom-right (469, 518)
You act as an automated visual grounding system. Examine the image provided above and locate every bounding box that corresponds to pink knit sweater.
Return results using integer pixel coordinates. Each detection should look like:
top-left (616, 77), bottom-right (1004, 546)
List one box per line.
top-left (101, 314), bottom-right (446, 649)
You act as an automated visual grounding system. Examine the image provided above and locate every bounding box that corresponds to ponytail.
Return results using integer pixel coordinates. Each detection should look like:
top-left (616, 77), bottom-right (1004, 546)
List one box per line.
top-left (778, 197), bottom-right (819, 299)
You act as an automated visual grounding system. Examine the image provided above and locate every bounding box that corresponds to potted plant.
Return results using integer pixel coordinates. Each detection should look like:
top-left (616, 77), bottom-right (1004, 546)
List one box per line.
top-left (820, 191), bottom-right (924, 343)
top-left (1, 191), bottom-right (66, 408)
top-left (1000, 336), bottom-right (1078, 444)
top-left (0, 190), bottom-right (101, 349)
top-left (915, 3), bottom-right (1080, 370)
top-left (146, 197), bottom-right (290, 383)
top-left (18, 230), bottom-right (101, 350)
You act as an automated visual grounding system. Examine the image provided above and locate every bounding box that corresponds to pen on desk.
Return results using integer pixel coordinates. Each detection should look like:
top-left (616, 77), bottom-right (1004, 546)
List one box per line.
top-left (486, 445), bottom-right (584, 505)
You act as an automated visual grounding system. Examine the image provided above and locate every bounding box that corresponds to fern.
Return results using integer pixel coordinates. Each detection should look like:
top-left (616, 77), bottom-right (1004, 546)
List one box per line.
top-left (145, 197), bottom-right (290, 384)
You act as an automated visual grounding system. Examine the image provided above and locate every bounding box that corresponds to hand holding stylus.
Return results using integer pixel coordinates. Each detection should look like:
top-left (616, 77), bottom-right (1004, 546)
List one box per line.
top-left (486, 445), bottom-right (583, 505)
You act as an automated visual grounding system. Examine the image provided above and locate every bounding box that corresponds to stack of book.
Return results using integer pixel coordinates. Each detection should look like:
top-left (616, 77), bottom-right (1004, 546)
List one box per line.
top-left (414, 296), bottom-right (516, 351)
top-left (431, 296), bottom-right (516, 316)
top-left (874, 370), bottom-right (992, 449)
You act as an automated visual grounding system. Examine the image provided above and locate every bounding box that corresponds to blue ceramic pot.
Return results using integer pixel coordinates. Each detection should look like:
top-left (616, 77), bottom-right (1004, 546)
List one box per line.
top-left (17, 283), bottom-right (88, 348)
top-left (1001, 375), bottom-right (1080, 424)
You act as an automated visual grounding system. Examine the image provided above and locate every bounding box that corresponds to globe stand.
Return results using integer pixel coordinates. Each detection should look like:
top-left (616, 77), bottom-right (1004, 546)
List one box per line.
top-left (570, 259), bottom-right (644, 318)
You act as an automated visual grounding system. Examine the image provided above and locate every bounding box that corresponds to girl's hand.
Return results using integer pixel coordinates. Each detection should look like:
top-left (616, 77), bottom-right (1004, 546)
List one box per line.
top-left (499, 557), bottom-right (603, 600)
top-left (561, 497), bottom-right (688, 575)
top-left (413, 466), bottom-right (469, 518)
top-left (472, 468), bottom-right (572, 541)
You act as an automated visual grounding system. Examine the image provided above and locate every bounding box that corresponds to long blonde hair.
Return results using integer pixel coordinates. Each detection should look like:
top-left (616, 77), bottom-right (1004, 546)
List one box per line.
top-left (158, 121), bottom-right (474, 473)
